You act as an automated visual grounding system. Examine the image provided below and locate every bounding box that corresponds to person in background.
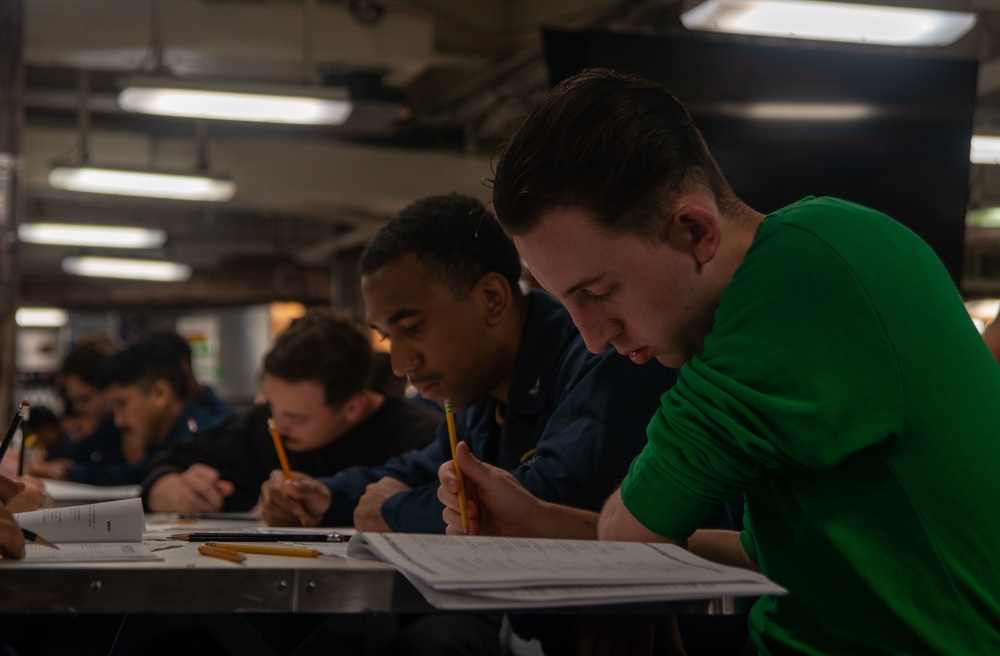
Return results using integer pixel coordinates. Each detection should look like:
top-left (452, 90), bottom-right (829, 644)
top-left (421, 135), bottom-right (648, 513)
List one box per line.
top-left (59, 401), bottom-right (97, 444)
top-left (142, 328), bottom-right (235, 432)
top-left (142, 308), bottom-right (440, 513)
top-left (22, 405), bottom-right (66, 461)
top-left (258, 193), bottom-right (685, 655)
top-left (437, 68), bottom-right (1000, 654)
top-left (28, 334), bottom-right (128, 483)
top-left (75, 340), bottom-right (200, 486)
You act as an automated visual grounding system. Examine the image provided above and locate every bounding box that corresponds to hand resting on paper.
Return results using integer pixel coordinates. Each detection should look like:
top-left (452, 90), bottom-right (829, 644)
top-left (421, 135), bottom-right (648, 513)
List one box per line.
top-left (259, 470), bottom-right (331, 527)
top-left (354, 476), bottom-right (410, 531)
top-left (0, 474), bottom-right (26, 559)
top-left (146, 464), bottom-right (235, 513)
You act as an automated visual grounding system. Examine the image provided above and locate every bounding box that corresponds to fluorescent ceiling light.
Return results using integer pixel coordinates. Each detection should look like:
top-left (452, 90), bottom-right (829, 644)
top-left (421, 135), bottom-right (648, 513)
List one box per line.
top-left (62, 256), bottom-right (192, 282)
top-left (118, 78), bottom-right (353, 125)
top-left (49, 166), bottom-right (235, 202)
top-left (967, 207), bottom-right (1000, 227)
top-left (19, 223), bottom-right (167, 249)
top-left (717, 102), bottom-right (875, 120)
top-left (15, 307), bottom-right (69, 328)
top-left (971, 136), bottom-right (1000, 165)
top-left (681, 0), bottom-right (977, 46)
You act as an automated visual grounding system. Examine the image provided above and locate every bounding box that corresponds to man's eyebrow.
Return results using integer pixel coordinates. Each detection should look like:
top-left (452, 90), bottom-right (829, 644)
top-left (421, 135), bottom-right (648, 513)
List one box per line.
top-left (564, 275), bottom-right (603, 299)
top-left (384, 308), bottom-right (422, 326)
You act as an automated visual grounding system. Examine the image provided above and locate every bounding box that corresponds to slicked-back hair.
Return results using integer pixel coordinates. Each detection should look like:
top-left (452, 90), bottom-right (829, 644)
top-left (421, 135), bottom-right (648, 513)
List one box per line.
top-left (262, 307), bottom-right (372, 408)
top-left (96, 341), bottom-right (187, 398)
top-left (492, 68), bottom-right (739, 241)
top-left (360, 193), bottom-right (522, 298)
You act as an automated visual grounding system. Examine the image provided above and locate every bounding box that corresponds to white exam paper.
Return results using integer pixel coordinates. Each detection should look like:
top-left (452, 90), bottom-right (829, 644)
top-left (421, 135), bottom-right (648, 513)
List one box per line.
top-left (15, 498), bottom-right (145, 543)
top-left (347, 533), bottom-right (778, 589)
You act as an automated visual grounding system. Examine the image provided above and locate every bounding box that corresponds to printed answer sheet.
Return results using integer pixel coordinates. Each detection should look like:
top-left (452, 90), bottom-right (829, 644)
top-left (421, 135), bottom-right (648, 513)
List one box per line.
top-left (346, 533), bottom-right (784, 609)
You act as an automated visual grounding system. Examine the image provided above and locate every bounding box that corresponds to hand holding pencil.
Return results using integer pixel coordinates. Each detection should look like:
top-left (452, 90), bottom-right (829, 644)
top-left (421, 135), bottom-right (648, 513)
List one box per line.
top-left (437, 441), bottom-right (545, 538)
top-left (267, 419), bottom-right (293, 481)
top-left (443, 401), bottom-right (469, 533)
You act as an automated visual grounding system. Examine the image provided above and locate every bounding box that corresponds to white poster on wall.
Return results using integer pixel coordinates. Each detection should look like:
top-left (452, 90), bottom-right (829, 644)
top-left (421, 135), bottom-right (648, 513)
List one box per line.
top-left (176, 315), bottom-right (222, 387)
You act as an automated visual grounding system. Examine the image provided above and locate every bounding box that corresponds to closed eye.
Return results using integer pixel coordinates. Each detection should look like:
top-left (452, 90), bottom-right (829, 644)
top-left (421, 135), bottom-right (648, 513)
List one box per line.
top-left (579, 286), bottom-right (615, 302)
top-left (401, 320), bottom-right (425, 337)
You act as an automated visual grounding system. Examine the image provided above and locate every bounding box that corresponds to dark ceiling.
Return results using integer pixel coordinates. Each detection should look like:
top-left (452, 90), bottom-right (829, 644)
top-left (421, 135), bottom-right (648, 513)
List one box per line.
top-left (12, 0), bottom-right (1000, 309)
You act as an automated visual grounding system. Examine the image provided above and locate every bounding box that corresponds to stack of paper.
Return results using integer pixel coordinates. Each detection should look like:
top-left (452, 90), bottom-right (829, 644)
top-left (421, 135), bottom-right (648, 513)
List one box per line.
top-left (347, 533), bottom-right (784, 610)
top-left (10, 498), bottom-right (161, 562)
top-left (40, 478), bottom-right (141, 503)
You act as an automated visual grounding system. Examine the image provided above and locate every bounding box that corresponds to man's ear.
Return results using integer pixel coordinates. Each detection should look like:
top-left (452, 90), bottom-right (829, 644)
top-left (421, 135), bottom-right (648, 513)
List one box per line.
top-left (475, 272), bottom-right (513, 327)
top-left (148, 379), bottom-right (175, 408)
top-left (340, 393), bottom-right (368, 424)
top-left (670, 194), bottom-right (723, 265)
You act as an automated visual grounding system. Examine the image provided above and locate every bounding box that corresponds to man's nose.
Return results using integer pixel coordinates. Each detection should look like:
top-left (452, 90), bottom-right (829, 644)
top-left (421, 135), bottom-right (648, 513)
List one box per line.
top-left (571, 310), bottom-right (620, 355)
top-left (390, 341), bottom-right (420, 376)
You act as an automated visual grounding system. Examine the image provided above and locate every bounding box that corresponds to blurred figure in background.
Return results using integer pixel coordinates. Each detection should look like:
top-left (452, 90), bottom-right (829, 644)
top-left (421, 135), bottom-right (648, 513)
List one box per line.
top-left (27, 334), bottom-right (129, 484)
top-left (142, 328), bottom-right (235, 432)
top-left (22, 405), bottom-right (67, 461)
top-left (142, 308), bottom-right (440, 514)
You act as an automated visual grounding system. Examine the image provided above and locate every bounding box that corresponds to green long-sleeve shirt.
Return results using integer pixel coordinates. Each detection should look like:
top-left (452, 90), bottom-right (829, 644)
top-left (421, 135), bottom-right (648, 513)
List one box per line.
top-left (622, 197), bottom-right (1000, 654)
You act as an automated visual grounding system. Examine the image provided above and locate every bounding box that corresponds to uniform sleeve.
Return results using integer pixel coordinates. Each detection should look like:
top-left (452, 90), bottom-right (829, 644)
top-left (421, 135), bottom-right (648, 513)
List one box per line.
top-left (512, 355), bottom-right (677, 512)
top-left (140, 411), bottom-right (267, 511)
top-left (621, 223), bottom-right (905, 540)
top-left (319, 429), bottom-right (448, 527)
top-left (381, 482), bottom-right (447, 533)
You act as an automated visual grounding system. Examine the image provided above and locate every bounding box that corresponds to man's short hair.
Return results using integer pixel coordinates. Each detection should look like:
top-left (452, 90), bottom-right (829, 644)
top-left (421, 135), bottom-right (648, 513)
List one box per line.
top-left (97, 341), bottom-right (187, 398)
top-left (359, 193), bottom-right (522, 297)
top-left (262, 307), bottom-right (373, 407)
top-left (143, 328), bottom-right (193, 361)
top-left (491, 68), bottom-right (739, 240)
top-left (59, 333), bottom-right (121, 387)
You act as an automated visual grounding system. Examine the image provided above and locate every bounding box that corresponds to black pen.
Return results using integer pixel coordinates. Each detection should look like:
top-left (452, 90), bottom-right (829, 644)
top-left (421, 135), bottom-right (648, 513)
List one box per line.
top-left (21, 527), bottom-right (58, 549)
top-left (0, 401), bottom-right (29, 462)
top-left (170, 532), bottom-right (346, 542)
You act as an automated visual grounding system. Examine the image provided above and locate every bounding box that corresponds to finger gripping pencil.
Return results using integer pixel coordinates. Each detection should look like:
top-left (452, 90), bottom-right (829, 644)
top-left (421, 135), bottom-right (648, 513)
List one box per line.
top-left (444, 400), bottom-right (470, 533)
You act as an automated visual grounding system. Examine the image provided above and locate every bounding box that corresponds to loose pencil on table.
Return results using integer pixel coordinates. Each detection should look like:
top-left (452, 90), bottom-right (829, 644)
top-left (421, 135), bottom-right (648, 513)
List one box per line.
top-left (198, 544), bottom-right (246, 564)
top-left (204, 542), bottom-right (321, 558)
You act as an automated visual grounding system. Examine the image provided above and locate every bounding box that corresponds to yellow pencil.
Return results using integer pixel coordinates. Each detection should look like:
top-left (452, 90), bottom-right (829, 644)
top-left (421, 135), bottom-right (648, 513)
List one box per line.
top-left (267, 418), bottom-right (293, 481)
top-left (444, 400), bottom-right (470, 533)
top-left (205, 542), bottom-right (321, 558)
top-left (198, 544), bottom-right (247, 564)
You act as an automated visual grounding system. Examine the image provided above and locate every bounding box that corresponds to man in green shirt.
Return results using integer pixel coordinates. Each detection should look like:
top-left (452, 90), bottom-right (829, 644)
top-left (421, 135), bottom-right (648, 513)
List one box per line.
top-left (438, 68), bottom-right (1000, 654)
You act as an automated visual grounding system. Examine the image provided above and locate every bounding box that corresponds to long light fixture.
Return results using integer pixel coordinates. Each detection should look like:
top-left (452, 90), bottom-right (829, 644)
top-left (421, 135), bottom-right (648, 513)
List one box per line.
top-left (19, 223), bottom-right (167, 249)
top-left (49, 165), bottom-right (235, 202)
top-left (681, 0), bottom-right (977, 46)
top-left (716, 101), bottom-right (876, 120)
top-left (118, 77), bottom-right (353, 125)
top-left (971, 136), bottom-right (1000, 165)
top-left (15, 307), bottom-right (69, 328)
top-left (62, 256), bottom-right (192, 282)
